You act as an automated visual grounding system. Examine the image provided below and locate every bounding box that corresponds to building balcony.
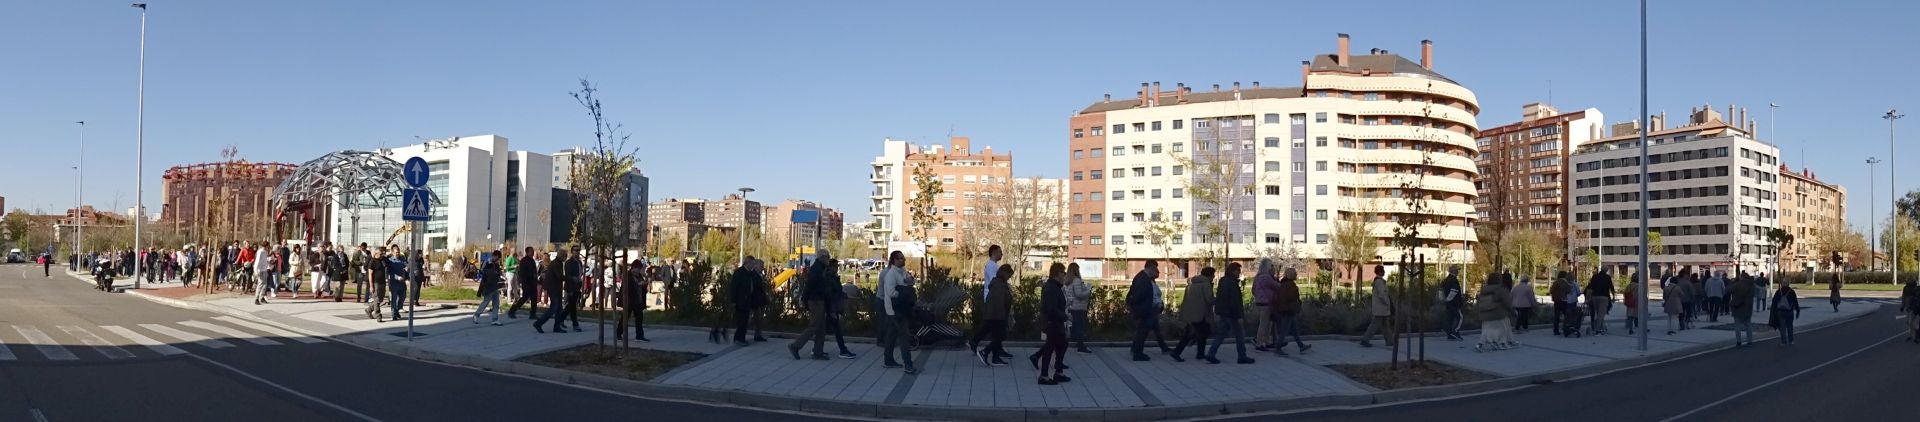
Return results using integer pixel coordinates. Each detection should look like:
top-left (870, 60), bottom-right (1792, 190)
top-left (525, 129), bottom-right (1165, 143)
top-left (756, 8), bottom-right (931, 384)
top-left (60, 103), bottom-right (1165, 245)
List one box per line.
top-left (1333, 125), bottom-right (1477, 153)
top-left (1337, 172), bottom-right (1478, 197)
top-left (1304, 74), bottom-right (1480, 110)
top-left (1332, 148), bottom-right (1478, 173)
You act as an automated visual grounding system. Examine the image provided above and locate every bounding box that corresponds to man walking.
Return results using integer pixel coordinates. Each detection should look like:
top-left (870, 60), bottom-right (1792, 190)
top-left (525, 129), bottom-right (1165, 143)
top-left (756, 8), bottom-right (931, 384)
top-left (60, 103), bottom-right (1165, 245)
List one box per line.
top-left (534, 250), bottom-right (567, 334)
top-left (1586, 268), bottom-right (1613, 335)
top-left (473, 250), bottom-right (504, 325)
top-left (1207, 262), bottom-right (1254, 364)
top-left (968, 245), bottom-right (1005, 357)
top-left (621, 258), bottom-right (650, 342)
top-left (560, 249), bottom-right (585, 332)
top-left (1439, 264), bottom-right (1465, 340)
top-left (1728, 271), bottom-right (1755, 346)
top-left (365, 247), bottom-right (389, 321)
top-left (731, 257), bottom-right (768, 346)
top-left (507, 247), bottom-right (541, 319)
top-left (1706, 270), bottom-right (1728, 322)
top-left (789, 252), bottom-right (837, 360)
top-left (385, 249), bottom-right (408, 322)
top-left (876, 252), bottom-right (916, 373)
top-left (1772, 282), bottom-right (1801, 345)
top-left (1126, 260), bottom-right (1163, 361)
top-left (1358, 265), bottom-right (1394, 348)
top-left (349, 243), bottom-right (369, 303)
top-left (977, 264), bottom-right (1014, 367)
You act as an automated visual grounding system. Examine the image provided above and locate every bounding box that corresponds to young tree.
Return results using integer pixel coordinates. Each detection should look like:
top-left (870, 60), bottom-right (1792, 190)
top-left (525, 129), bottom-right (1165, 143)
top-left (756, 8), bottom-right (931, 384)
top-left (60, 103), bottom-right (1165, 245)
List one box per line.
top-left (906, 163), bottom-right (944, 247)
top-left (964, 176), bottom-right (1066, 271)
top-left (650, 232), bottom-right (686, 262)
top-left (1811, 220), bottom-right (1868, 271)
top-left (1882, 216), bottom-right (1920, 273)
top-left (1327, 211), bottom-right (1377, 291)
top-left (566, 78), bottom-right (641, 349)
top-left (1765, 228), bottom-right (1794, 279)
top-left (1169, 117), bottom-right (1267, 266)
top-left (1499, 227), bottom-right (1560, 280)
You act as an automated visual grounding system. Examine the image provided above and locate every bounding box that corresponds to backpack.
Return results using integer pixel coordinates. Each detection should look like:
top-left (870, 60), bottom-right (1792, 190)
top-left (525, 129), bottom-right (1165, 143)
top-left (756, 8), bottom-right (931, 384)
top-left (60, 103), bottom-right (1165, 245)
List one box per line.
top-left (891, 284), bottom-right (917, 314)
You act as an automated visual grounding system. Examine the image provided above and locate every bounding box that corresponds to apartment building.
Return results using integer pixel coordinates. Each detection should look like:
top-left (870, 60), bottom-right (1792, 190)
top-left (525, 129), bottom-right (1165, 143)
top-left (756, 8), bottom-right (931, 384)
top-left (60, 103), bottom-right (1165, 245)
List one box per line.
top-left (1068, 34), bottom-right (1482, 276)
top-left (1473, 103), bottom-right (1605, 244)
top-left (868, 136), bottom-right (1014, 252)
top-left (1568, 105), bottom-right (1781, 271)
top-left (1778, 165), bottom-right (1847, 270)
top-left (767, 199), bottom-right (847, 248)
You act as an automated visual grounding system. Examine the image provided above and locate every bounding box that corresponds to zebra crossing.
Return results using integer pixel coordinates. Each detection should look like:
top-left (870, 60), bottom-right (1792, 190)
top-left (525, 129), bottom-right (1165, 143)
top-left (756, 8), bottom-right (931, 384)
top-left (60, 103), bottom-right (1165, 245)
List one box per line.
top-left (0, 318), bottom-right (326, 362)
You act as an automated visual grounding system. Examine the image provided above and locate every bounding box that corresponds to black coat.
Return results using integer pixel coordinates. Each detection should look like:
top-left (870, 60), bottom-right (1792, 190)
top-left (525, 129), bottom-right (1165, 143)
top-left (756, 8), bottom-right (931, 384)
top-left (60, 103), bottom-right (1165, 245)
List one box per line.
top-left (1126, 271), bottom-right (1156, 314)
top-left (1214, 275), bottom-right (1245, 319)
top-left (478, 262), bottom-right (503, 295)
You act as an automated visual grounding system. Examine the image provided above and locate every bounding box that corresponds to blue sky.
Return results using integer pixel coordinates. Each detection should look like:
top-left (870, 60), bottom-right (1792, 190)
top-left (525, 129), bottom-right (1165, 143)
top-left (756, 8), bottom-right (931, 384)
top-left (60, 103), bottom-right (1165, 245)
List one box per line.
top-left (2, 0), bottom-right (1915, 233)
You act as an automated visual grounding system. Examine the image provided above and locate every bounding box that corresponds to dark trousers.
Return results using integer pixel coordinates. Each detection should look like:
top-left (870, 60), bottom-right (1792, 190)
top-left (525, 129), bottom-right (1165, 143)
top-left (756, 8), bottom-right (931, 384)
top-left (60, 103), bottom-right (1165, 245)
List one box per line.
top-left (1551, 301), bottom-right (1571, 334)
top-left (879, 314), bottom-right (914, 367)
top-left (828, 312), bottom-right (851, 354)
top-left (1129, 312), bottom-right (1170, 357)
top-left (627, 303), bottom-right (645, 339)
top-left (733, 307), bottom-right (755, 343)
top-left (979, 319), bottom-right (1009, 358)
top-left (1774, 310), bottom-right (1796, 344)
top-left (387, 281), bottom-right (406, 317)
top-left (534, 288), bottom-right (565, 330)
top-left (1035, 321), bottom-right (1067, 376)
top-left (1513, 307), bottom-right (1534, 331)
top-left (1069, 309), bottom-right (1090, 350)
top-left (1443, 305), bottom-right (1464, 338)
top-left (561, 290), bottom-right (583, 329)
top-left (1172, 321), bottom-right (1211, 359)
top-left (365, 278), bottom-right (388, 318)
top-left (1274, 313), bottom-right (1306, 350)
top-left (1207, 317), bottom-right (1249, 360)
top-left (507, 285), bottom-right (539, 317)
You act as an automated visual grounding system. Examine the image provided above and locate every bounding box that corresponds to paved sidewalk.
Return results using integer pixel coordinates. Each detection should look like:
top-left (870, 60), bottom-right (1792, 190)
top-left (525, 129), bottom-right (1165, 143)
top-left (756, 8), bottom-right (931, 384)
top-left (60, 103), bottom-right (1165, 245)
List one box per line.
top-left (79, 268), bottom-right (1880, 420)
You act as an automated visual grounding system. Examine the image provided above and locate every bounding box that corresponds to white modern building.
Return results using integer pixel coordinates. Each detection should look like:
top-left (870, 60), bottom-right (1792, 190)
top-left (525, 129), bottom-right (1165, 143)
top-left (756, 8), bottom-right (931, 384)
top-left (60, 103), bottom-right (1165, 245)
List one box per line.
top-left (330, 135), bottom-right (557, 252)
top-left (1568, 105), bottom-right (1781, 272)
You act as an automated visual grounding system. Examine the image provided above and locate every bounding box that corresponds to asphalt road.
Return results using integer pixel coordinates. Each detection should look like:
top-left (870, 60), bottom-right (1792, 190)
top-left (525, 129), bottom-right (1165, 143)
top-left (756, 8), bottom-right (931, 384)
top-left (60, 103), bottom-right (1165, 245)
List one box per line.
top-left (1228, 298), bottom-right (1920, 421)
top-left (0, 263), bottom-right (847, 422)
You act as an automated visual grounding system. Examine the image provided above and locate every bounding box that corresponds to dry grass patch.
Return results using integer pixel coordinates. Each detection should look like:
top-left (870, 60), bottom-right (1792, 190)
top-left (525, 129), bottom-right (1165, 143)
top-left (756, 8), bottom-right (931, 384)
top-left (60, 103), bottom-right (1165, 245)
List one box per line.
top-left (1329, 362), bottom-right (1492, 390)
top-left (520, 344), bottom-right (705, 382)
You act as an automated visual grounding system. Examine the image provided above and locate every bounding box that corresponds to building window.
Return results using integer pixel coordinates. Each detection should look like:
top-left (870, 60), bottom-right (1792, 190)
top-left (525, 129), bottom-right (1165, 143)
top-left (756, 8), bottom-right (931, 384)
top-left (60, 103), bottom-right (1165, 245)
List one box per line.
top-left (1073, 150), bottom-right (1084, 160)
top-left (1112, 213), bottom-right (1123, 223)
top-left (1090, 236), bottom-right (1102, 245)
top-left (1090, 192), bottom-right (1103, 201)
top-left (1111, 190), bottom-right (1124, 200)
top-left (1112, 235), bottom-right (1124, 245)
top-left (1172, 165), bottom-right (1184, 175)
top-left (1132, 167), bottom-right (1145, 177)
top-left (1265, 137), bottom-right (1281, 148)
top-left (1171, 143), bottom-right (1184, 153)
top-left (1090, 170), bottom-right (1103, 179)
top-left (1072, 193), bottom-right (1084, 202)
top-left (1316, 234), bottom-right (1329, 244)
top-left (1363, 141), bottom-right (1379, 150)
top-left (1172, 211), bottom-right (1184, 221)
top-left (1265, 209), bottom-right (1281, 220)
top-left (1265, 185), bottom-right (1281, 195)
top-left (1173, 120), bottom-right (1183, 130)
top-left (1264, 114), bottom-right (1281, 124)
top-left (1316, 136), bottom-right (1328, 147)
top-left (1112, 168), bottom-right (1124, 178)
top-left (1316, 161), bottom-right (1328, 171)
top-left (1071, 214), bottom-right (1082, 224)
top-left (1092, 127), bottom-right (1104, 136)
top-left (1073, 171), bottom-right (1084, 181)
top-left (1111, 146), bottom-right (1124, 156)
top-left (1089, 213), bottom-right (1102, 224)
top-left (1151, 121), bottom-right (1162, 131)
top-left (1315, 112), bottom-right (1328, 123)
top-left (1293, 138), bottom-right (1306, 148)
top-left (1074, 129), bottom-right (1084, 138)
top-left (1316, 210), bottom-right (1328, 220)
top-left (1150, 166), bottom-right (1162, 176)
top-left (1265, 234), bottom-right (1282, 244)
top-left (1172, 188), bottom-right (1184, 198)
top-left (1292, 162), bottom-right (1306, 172)
top-left (1091, 148), bottom-right (1104, 157)
top-left (1293, 210), bottom-right (1306, 221)
top-left (1264, 161), bottom-right (1281, 171)
top-left (1316, 185), bottom-right (1328, 195)
top-left (1364, 93), bottom-right (1379, 101)
top-left (1112, 124), bottom-right (1125, 134)
top-left (1151, 189), bottom-right (1162, 199)
top-left (1364, 117), bottom-right (1379, 126)
top-left (1291, 114), bottom-right (1307, 125)
top-left (1132, 123), bottom-right (1145, 132)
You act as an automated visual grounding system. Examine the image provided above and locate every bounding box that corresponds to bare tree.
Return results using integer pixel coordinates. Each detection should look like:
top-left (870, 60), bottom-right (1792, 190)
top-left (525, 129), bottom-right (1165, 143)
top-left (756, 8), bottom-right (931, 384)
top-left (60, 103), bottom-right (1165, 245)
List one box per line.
top-left (1168, 116), bottom-right (1268, 268)
top-left (567, 78), bottom-right (641, 350)
top-left (963, 176), bottom-right (1066, 271)
top-left (1327, 210), bottom-right (1377, 291)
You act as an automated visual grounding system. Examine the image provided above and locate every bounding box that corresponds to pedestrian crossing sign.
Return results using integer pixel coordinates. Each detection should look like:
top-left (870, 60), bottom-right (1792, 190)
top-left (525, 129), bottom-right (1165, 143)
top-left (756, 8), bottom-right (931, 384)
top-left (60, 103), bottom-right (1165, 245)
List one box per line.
top-left (402, 188), bottom-right (432, 222)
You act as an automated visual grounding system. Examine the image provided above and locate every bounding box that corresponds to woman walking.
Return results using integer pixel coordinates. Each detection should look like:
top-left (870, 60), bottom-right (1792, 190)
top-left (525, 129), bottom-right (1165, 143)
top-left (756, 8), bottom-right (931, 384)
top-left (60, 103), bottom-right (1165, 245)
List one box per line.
top-left (977, 264), bottom-right (1014, 366)
top-left (1663, 274), bottom-right (1685, 335)
top-left (1208, 262), bottom-right (1254, 364)
top-left (1511, 275), bottom-right (1535, 333)
top-left (1065, 263), bottom-right (1093, 354)
top-left (1772, 282), bottom-right (1801, 345)
top-left (1170, 266), bottom-right (1215, 363)
top-left (1475, 277), bottom-right (1513, 352)
top-left (1032, 263), bottom-right (1072, 385)
top-left (1827, 273), bottom-right (1843, 312)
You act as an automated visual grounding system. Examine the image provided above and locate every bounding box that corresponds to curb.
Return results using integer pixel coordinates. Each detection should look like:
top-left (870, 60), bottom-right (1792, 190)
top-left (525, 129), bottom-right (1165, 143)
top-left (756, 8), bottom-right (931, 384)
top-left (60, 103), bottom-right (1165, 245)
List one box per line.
top-left (115, 278), bottom-right (1882, 421)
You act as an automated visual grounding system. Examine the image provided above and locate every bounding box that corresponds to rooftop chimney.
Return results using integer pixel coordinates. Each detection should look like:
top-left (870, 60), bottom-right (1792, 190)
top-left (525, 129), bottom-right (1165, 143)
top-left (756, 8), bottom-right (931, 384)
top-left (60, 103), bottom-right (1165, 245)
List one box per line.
top-left (1212, 84), bottom-right (1220, 92)
top-left (1140, 82), bottom-right (1149, 107)
top-left (1370, 48), bottom-right (1380, 55)
top-left (1175, 83), bottom-right (1186, 103)
top-left (1337, 33), bottom-right (1350, 65)
top-left (1151, 82), bottom-right (1161, 106)
top-left (1232, 82), bottom-right (1241, 100)
top-left (1252, 81), bottom-right (1260, 89)
top-left (1103, 94), bottom-right (1110, 103)
top-left (1420, 39), bottom-right (1433, 70)
top-left (1300, 60), bottom-right (1311, 87)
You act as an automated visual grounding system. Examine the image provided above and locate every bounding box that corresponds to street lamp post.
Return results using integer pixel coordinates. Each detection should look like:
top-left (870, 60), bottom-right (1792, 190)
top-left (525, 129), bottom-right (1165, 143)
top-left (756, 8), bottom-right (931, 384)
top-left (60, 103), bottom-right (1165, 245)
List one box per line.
top-left (74, 120), bottom-right (86, 270)
top-left (737, 187), bottom-right (754, 267)
top-left (1869, 157), bottom-right (1881, 271)
top-left (131, 3), bottom-right (149, 289)
top-left (1886, 110), bottom-right (1903, 283)
top-left (1635, 0), bottom-right (1650, 352)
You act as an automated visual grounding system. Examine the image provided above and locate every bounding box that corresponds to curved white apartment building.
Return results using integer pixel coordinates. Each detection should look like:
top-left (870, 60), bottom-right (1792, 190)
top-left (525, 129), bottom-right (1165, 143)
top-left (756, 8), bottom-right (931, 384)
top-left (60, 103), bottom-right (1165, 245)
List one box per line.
top-left (1066, 34), bottom-right (1479, 277)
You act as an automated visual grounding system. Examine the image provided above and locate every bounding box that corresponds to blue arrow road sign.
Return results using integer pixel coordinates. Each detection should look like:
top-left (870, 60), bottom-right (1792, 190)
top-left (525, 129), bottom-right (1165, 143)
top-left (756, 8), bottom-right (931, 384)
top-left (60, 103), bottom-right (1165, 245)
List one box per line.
top-left (403, 157), bottom-right (430, 188)
top-left (402, 188), bottom-right (432, 222)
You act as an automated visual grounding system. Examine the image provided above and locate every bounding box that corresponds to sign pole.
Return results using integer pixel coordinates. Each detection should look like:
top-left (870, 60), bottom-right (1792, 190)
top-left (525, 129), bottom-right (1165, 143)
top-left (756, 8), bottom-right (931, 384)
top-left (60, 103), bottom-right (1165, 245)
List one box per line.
top-left (400, 156), bottom-right (432, 341)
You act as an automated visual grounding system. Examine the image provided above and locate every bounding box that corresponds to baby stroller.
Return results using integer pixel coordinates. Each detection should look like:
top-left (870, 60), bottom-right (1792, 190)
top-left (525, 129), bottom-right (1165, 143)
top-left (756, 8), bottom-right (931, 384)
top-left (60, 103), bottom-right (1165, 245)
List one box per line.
top-left (913, 285), bottom-right (967, 348)
top-left (1561, 300), bottom-right (1584, 338)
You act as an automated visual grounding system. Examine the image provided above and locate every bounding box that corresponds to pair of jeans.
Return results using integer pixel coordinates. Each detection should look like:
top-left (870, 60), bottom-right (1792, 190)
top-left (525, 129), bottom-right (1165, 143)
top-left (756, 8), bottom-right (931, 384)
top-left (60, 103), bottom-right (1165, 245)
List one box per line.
top-left (314, 271), bottom-right (332, 297)
top-left (365, 277), bottom-right (388, 319)
top-left (473, 289), bottom-right (501, 322)
top-left (1129, 312), bottom-right (1168, 357)
top-left (979, 319), bottom-right (1010, 359)
top-left (1774, 310), bottom-right (1796, 344)
top-left (1171, 321), bottom-right (1211, 359)
top-left (1551, 301), bottom-right (1571, 334)
top-left (533, 288), bottom-right (565, 331)
top-left (627, 303), bottom-right (645, 340)
top-left (255, 272), bottom-right (277, 302)
top-left (388, 281), bottom-right (407, 318)
top-left (1443, 305), bottom-right (1464, 338)
top-left (878, 314), bottom-right (914, 367)
top-left (507, 285), bottom-right (539, 318)
top-left (789, 300), bottom-right (829, 355)
top-left (1207, 317), bottom-right (1249, 360)
top-left (1588, 300), bottom-right (1609, 333)
top-left (1036, 320), bottom-right (1066, 376)
top-left (1732, 313), bottom-right (1753, 344)
top-left (559, 290), bottom-right (583, 329)
top-left (1068, 309), bottom-right (1089, 349)
top-left (1513, 307), bottom-right (1533, 331)
top-left (1274, 313), bottom-right (1306, 351)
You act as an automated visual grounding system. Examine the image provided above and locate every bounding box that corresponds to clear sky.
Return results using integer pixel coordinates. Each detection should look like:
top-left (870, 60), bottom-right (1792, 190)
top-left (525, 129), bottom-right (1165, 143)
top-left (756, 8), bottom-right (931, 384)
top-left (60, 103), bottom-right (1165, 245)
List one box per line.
top-left (2, 0), bottom-right (1915, 234)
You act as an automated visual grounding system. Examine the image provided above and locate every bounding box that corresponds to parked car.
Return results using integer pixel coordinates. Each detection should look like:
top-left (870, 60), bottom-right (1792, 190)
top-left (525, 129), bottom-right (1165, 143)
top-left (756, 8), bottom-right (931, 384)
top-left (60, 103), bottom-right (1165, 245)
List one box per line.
top-left (7, 249), bottom-right (24, 264)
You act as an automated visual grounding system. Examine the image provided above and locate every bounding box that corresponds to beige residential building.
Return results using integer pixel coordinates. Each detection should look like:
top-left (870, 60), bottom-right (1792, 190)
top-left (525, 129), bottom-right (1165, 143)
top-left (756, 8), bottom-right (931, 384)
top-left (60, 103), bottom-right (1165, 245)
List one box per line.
top-left (1778, 165), bottom-right (1846, 270)
top-left (767, 199), bottom-right (846, 249)
top-left (1066, 34), bottom-right (1481, 277)
top-left (1473, 103), bottom-right (1605, 245)
top-left (868, 136), bottom-right (1014, 252)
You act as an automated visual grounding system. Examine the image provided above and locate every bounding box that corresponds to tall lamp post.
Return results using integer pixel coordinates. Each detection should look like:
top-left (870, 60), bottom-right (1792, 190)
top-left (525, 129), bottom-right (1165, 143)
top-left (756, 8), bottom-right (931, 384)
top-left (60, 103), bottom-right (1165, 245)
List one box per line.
top-left (74, 120), bottom-right (86, 269)
top-left (131, 3), bottom-right (149, 289)
top-left (1869, 157), bottom-right (1881, 271)
top-left (737, 187), bottom-right (754, 267)
top-left (1635, 0), bottom-right (1651, 352)
top-left (1886, 110), bottom-right (1903, 282)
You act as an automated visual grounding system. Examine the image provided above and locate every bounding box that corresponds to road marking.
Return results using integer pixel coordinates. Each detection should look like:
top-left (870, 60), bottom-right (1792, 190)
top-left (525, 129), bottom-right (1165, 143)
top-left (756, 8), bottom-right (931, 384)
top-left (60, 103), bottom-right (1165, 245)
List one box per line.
top-left (178, 320), bottom-right (281, 346)
top-left (184, 353), bottom-right (382, 422)
top-left (99, 325), bottom-right (186, 355)
top-left (212, 316), bottom-right (326, 344)
top-left (138, 324), bottom-right (234, 349)
top-left (29, 408), bottom-right (47, 422)
top-left (0, 342), bottom-right (14, 361)
top-left (14, 326), bottom-right (77, 360)
top-left (1658, 331), bottom-right (1906, 422)
top-left (57, 326), bottom-right (135, 359)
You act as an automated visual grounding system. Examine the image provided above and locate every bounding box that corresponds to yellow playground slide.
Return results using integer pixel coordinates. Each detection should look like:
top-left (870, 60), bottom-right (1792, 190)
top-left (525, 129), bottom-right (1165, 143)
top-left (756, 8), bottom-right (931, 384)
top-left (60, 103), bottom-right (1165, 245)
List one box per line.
top-left (772, 268), bottom-right (800, 289)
